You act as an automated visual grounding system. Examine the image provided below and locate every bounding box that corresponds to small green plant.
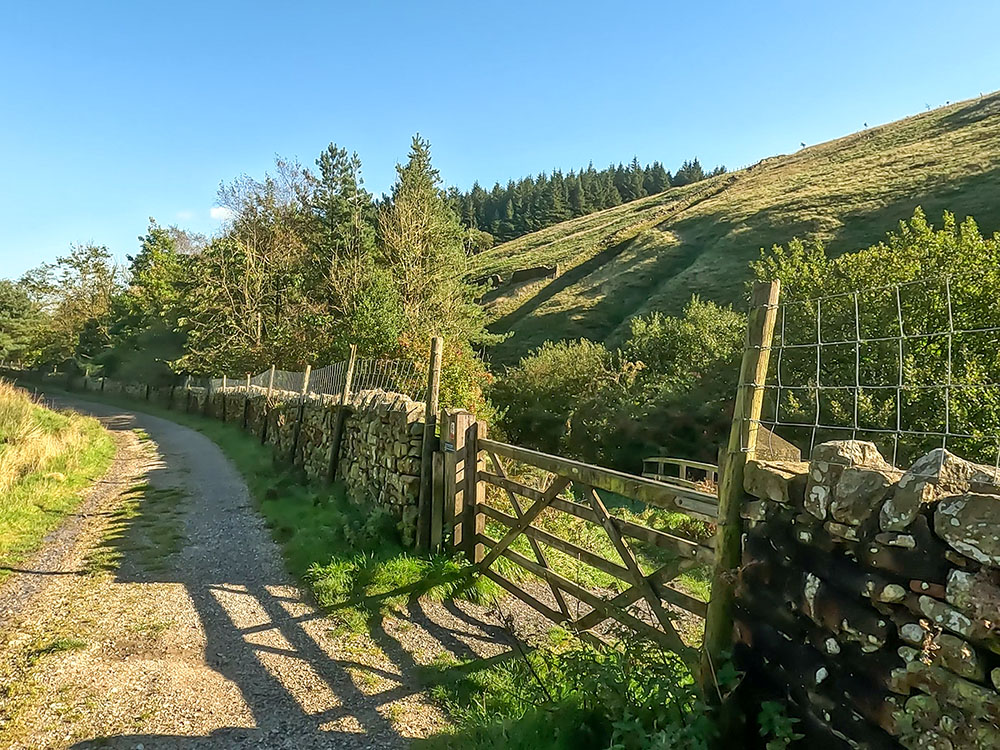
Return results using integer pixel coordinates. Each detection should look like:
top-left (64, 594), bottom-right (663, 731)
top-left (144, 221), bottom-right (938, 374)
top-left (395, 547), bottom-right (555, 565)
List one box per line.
top-left (757, 700), bottom-right (803, 750)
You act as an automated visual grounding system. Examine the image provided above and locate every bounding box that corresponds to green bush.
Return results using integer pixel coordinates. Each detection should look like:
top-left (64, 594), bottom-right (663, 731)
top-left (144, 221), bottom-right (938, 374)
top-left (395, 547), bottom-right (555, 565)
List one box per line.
top-left (490, 299), bottom-right (744, 469)
top-left (489, 339), bottom-right (619, 454)
top-left (416, 634), bottom-right (801, 750)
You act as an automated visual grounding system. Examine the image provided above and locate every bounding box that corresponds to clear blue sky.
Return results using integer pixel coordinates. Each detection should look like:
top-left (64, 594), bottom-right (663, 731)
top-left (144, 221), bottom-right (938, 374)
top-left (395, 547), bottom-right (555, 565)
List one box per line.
top-left (2, 0), bottom-right (998, 279)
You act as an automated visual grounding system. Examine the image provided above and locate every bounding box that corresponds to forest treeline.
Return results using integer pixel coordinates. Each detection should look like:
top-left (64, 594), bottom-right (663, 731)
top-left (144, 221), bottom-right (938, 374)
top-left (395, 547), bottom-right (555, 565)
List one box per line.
top-left (449, 157), bottom-right (725, 246)
top-left (0, 139), bottom-right (724, 416)
top-left (0, 136), bottom-right (496, 410)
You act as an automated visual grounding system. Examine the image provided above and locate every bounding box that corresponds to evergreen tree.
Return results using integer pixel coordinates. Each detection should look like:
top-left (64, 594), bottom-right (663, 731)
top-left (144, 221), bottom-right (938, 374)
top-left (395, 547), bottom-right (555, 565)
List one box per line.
top-left (672, 158), bottom-right (706, 187)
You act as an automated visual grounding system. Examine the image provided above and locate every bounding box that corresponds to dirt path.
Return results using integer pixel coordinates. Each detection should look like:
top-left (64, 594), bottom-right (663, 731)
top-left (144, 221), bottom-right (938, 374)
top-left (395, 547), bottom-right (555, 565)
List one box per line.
top-left (0, 396), bottom-right (517, 749)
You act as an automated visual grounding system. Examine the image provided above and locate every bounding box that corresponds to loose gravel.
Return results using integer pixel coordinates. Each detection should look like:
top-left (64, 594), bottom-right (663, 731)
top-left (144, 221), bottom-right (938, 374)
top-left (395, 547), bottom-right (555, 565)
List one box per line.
top-left (0, 396), bottom-right (518, 749)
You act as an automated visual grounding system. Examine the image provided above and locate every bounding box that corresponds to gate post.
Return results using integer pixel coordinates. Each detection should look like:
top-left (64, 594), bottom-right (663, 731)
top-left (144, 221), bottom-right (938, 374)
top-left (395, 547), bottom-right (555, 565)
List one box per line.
top-left (462, 420), bottom-right (486, 564)
top-left (417, 336), bottom-right (444, 552)
top-left (443, 410), bottom-right (473, 554)
top-left (327, 345), bottom-right (357, 482)
top-left (701, 280), bottom-right (780, 692)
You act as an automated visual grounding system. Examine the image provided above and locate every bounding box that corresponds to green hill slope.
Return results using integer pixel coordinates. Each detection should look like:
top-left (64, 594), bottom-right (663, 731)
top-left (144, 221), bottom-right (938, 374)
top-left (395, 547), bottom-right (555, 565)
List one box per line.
top-left (473, 92), bottom-right (1000, 365)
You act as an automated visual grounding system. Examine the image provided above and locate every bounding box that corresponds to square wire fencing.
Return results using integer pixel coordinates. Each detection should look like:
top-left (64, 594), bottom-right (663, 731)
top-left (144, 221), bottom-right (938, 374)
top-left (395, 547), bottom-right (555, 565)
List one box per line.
top-left (205, 355), bottom-right (428, 405)
top-left (744, 276), bottom-right (1000, 476)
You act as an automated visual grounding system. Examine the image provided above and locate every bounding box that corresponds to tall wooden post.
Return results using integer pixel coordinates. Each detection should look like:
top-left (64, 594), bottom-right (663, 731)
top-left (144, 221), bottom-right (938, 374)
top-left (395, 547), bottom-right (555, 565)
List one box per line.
top-left (221, 374), bottom-right (228, 421)
top-left (444, 410), bottom-right (474, 553)
top-left (290, 365), bottom-right (312, 465)
top-left (262, 365), bottom-right (276, 444)
top-left (462, 420), bottom-right (486, 564)
top-left (327, 345), bottom-right (357, 482)
top-left (701, 280), bottom-right (780, 693)
top-left (417, 336), bottom-right (444, 552)
top-left (242, 373), bottom-right (251, 429)
top-left (204, 377), bottom-right (213, 416)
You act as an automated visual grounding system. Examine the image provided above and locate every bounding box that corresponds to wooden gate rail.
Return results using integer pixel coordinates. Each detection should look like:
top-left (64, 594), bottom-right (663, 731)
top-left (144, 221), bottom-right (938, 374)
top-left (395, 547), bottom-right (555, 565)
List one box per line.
top-left (479, 438), bottom-right (719, 521)
top-left (452, 435), bottom-right (717, 670)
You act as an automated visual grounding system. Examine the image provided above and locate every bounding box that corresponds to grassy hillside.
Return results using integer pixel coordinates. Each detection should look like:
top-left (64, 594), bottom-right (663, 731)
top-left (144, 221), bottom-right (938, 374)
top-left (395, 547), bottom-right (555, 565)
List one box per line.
top-left (0, 381), bottom-right (114, 581)
top-left (474, 92), bottom-right (1000, 364)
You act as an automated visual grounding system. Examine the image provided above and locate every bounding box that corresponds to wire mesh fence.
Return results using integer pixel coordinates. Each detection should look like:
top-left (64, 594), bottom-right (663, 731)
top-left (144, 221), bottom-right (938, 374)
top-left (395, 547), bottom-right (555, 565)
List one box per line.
top-left (349, 358), bottom-right (426, 402)
top-left (196, 355), bottom-right (428, 404)
top-left (745, 276), bottom-right (1000, 474)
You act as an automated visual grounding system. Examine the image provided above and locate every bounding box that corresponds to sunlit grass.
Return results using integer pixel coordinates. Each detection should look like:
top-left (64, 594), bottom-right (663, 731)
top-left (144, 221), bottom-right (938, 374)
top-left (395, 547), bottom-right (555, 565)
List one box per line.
top-left (0, 380), bottom-right (114, 583)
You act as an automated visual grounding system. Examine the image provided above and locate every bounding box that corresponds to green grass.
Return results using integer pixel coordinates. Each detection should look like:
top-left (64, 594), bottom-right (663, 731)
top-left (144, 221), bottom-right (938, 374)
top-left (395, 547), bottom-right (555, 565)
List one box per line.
top-left (0, 381), bottom-right (115, 585)
top-left (475, 92), bottom-right (1000, 364)
top-left (86, 483), bottom-right (188, 576)
top-left (27, 637), bottom-right (87, 665)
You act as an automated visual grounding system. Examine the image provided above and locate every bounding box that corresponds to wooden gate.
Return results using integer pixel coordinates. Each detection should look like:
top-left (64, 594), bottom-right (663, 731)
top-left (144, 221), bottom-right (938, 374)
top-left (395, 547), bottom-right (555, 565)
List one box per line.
top-left (439, 411), bottom-right (716, 668)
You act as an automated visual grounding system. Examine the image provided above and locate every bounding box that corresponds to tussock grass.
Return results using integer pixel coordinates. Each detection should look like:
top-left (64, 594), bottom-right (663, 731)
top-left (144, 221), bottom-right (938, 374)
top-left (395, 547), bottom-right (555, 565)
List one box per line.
top-left (0, 381), bottom-right (114, 582)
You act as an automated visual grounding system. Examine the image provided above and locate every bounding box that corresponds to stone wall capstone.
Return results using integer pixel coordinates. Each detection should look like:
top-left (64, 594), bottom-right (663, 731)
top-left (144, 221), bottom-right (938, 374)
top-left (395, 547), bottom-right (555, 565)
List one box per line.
top-left (738, 439), bottom-right (1000, 749)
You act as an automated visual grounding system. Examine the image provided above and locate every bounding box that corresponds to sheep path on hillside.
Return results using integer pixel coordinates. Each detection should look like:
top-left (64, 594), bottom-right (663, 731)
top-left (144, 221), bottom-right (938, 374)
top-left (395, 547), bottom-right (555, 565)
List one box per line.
top-left (0, 395), bottom-right (518, 749)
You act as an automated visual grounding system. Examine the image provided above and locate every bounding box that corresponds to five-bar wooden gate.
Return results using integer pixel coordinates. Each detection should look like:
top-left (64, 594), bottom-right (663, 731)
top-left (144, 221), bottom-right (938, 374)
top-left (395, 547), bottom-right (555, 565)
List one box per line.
top-left (438, 410), bottom-right (717, 668)
top-left (431, 281), bottom-right (781, 682)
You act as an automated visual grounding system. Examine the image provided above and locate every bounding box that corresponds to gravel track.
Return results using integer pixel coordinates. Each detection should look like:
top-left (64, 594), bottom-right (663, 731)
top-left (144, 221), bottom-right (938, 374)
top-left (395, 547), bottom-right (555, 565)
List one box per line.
top-left (0, 395), bottom-right (517, 749)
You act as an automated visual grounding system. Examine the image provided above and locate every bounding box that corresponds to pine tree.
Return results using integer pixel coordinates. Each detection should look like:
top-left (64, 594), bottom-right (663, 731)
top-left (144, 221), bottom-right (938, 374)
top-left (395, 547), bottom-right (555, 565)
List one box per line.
top-left (672, 158), bottom-right (706, 187)
top-left (378, 134), bottom-right (482, 345)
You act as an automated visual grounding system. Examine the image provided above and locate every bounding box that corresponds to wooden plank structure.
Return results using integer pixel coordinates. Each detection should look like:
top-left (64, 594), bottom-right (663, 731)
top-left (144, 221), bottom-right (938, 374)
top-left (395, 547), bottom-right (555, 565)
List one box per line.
top-left (439, 421), bottom-right (718, 669)
top-left (642, 457), bottom-right (719, 488)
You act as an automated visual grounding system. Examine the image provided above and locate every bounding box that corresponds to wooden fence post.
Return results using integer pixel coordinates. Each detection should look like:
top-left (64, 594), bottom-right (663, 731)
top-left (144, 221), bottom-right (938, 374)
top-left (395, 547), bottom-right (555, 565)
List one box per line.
top-left (204, 377), bottom-right (212, 416)
top-left (221, 374), bottom-right (228, 421)
top-left (701, 280), bottom-right (780, 693)
top-left (327, 345), bottom-right (357, 483)
top-left (444, 410), bottom-right (473, 553)
top-left (290, 365), bottom-right (312, 465)
top-left (462, 420), bottom-right (486, 564)
top-left (261, 365), bottom-right (276, 444)
top-left (417, 336), bottom-right (444, 552)
top-left (242, 373), bottom-right (251, 429)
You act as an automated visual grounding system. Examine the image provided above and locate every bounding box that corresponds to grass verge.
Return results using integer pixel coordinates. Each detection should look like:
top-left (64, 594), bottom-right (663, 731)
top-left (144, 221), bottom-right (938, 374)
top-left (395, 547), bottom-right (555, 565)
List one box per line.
top-left (0, 380), bottom-right (114, 585)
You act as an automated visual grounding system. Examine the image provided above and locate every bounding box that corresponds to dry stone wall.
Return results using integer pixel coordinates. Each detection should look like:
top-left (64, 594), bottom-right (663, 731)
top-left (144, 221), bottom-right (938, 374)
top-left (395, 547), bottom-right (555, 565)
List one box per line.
top-left (739, 440), bottom-right (1000, 749)
top-left (70, 376), bottom-right (427, 545)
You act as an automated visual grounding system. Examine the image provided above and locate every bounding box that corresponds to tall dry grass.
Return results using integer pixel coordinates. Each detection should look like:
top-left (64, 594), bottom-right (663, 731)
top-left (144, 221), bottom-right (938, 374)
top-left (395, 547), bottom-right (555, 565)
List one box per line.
top-left (0, 379), bottom-right (88, 494)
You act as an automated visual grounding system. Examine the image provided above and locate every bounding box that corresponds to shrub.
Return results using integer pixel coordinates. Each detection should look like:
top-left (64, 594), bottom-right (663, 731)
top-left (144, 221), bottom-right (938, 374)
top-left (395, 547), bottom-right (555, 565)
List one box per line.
top-left (489, 339), bottom-right (617, 454)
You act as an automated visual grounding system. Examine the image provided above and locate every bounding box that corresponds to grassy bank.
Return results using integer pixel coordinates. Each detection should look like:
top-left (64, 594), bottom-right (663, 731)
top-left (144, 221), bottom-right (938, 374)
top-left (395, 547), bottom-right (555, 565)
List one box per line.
top-left (0, 380), bottom-right (114, 584)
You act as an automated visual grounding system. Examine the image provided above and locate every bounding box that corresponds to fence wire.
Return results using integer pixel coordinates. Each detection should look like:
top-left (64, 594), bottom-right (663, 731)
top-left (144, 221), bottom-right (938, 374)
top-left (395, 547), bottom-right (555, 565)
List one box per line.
top-left (195, 356), bottom-right (427, 404)
top-left (745, 276), bottom-right (1000, 475)
top-left (349, 358), bottom-right (426, 402)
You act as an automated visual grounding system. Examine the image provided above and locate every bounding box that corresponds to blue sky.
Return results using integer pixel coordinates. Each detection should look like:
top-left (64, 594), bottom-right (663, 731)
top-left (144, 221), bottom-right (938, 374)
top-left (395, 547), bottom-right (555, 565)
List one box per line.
top-left (1, 0), bottom-right (998, 279)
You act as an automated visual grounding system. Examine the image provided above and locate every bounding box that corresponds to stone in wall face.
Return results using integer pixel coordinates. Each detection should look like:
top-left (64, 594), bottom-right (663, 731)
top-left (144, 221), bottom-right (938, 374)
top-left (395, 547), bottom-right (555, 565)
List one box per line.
top-left (804, 440), bottom-right (892, 520)
top-left (935, 494), bottom-right (1000, 566)
top-left (881, 448), bottom-right (1000, 532)
top-left (830, 466), bottom-right (901, 526)
top-left (743, 460), bottom-right (809, 504)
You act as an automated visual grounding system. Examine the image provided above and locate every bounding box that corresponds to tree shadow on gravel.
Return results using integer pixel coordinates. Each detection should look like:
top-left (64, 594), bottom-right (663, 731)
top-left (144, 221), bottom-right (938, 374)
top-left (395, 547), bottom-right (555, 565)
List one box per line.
top-left (51, 402), bottom-right (519, 750)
